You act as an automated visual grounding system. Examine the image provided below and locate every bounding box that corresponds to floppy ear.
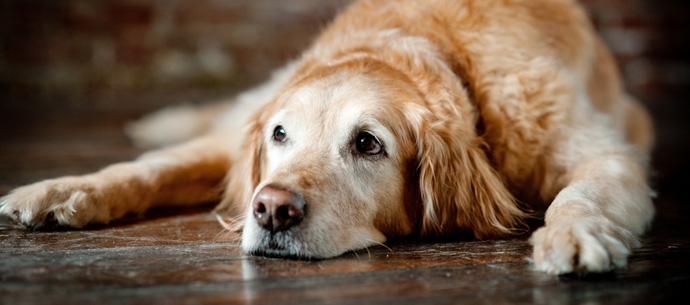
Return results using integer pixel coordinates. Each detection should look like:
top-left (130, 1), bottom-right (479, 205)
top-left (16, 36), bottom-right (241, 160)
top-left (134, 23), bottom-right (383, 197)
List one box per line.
top-left (214, 112), bottom-right (266, 231)
top-left (418, 121), bottom-right (528, 239)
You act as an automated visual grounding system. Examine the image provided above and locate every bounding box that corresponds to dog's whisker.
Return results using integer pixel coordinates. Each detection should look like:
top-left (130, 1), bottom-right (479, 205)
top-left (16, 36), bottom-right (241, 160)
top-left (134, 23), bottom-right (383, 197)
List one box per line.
top-left (213, 227), bottom-right (229, 242)
top-left (215, 214), bottom-right (246, 233)
top-left (365, 239), bottom-right (394, 254)
top-left (226, 205), bottom-right (246, 216)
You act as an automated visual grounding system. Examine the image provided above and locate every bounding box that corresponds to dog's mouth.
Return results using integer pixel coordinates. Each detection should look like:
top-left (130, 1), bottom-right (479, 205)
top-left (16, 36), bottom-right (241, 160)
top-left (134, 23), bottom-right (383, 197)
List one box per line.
top-left (241, 212), bottom-right (387, 260)
top-left (250, 248), bottom-right (314, 260)
top-left (249, 229), bottom-right (313, 259)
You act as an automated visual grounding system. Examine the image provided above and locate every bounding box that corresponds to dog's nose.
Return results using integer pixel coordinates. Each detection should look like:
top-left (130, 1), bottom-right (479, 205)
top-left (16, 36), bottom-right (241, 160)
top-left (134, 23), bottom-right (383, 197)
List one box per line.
top-left (252, 185), bottom-right (305, 232)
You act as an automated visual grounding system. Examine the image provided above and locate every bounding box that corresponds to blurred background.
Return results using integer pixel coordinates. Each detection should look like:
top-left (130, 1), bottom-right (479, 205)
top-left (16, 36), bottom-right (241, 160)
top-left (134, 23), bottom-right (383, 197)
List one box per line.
top-left (0, 0), bottom-right (688, 204)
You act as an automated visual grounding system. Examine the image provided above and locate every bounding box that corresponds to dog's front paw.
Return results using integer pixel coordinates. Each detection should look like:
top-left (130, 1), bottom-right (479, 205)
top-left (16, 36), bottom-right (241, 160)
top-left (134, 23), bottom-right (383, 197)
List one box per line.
top-left (0, 177), bottom-right (107, 229)
top-left (529, 218), bottom-right (639, 275)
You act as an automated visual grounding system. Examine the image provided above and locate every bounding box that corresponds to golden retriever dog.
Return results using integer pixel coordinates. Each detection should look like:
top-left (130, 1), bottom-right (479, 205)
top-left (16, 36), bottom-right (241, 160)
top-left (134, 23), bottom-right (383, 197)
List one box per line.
top-left (0, 0), bottom-right (654, 275)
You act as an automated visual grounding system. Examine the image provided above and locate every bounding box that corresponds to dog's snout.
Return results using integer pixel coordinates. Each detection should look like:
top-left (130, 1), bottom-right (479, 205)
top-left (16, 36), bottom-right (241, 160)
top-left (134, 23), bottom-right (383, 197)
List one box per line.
top-left (252, 185), bottom-right (305, 232)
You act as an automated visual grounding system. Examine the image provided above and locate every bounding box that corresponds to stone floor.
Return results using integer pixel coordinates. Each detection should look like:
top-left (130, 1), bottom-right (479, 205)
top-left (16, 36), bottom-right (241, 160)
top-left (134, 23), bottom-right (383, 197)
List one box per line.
top-left (1, 105), bottom-right (688, 304)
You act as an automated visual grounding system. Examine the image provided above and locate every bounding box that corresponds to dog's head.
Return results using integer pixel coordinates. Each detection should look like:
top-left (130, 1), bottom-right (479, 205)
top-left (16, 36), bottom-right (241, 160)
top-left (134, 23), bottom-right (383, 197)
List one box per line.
top-left (220, 35), bottom-right (527, 258)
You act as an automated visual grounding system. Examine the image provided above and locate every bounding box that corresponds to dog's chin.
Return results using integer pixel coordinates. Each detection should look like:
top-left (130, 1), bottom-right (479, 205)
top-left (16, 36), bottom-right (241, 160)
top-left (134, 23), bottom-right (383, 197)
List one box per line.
top-left (242, 229), bottom-right (323, 259)
top-left (249, 247), bottom-right (322, 260)
top-left (243, 229), bottom-right (340, 259)
top-left (241, 222), bottom-right (387, 260)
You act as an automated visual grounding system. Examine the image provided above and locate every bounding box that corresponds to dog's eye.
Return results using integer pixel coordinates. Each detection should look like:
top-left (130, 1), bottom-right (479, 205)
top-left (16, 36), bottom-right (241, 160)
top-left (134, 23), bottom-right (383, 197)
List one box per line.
top-left (356, 132), bottom-right (383, 156)
top-left (273, 125), bottom-right (287, 143)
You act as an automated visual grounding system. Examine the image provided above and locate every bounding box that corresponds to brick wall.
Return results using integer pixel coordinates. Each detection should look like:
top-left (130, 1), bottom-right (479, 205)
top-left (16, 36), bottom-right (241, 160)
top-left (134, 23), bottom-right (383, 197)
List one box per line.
top-left (0, 0), bottom-right (352, 107)
top-left (580, 0), bottom-right (690, 102)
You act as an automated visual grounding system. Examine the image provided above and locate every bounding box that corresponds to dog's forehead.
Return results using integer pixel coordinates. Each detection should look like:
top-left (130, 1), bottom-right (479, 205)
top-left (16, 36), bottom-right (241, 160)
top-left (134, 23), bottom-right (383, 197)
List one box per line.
top-left (276, 73), bottom-right (390, 132)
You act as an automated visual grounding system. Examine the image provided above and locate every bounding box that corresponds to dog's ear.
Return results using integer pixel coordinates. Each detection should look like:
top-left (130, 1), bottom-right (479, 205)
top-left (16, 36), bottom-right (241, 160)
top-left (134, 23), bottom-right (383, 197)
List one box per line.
top-left (215, 110), bottom-right (266, 231)
top-left (417, 120), bottom-right (528, 239)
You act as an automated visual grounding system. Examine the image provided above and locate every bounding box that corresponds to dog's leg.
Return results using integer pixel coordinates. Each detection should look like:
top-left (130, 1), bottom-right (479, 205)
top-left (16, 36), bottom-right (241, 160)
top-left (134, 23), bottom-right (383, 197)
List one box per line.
top-left (125, 101), bottom-right (236, 149)
top-left (0, 133), bottom-right (232, 229)
top-left (126, 64), bottom-right (296, 149)
top-left (530, 138), bottom-right (655, 274)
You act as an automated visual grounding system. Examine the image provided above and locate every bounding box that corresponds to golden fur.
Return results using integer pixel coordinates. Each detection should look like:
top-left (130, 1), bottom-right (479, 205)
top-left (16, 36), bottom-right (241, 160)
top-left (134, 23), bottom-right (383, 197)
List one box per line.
top-left (1, 0), bottom-right (654, 275)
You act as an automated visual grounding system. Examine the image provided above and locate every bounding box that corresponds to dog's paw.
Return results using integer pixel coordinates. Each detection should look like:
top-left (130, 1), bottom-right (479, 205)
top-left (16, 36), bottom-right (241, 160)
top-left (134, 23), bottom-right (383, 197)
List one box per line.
top-left (125, 104), bottom-right (205, 148)
top-left (529, 217), bottom-right (639, 275)
top-left (0, 177), bottom-right (107, 229)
